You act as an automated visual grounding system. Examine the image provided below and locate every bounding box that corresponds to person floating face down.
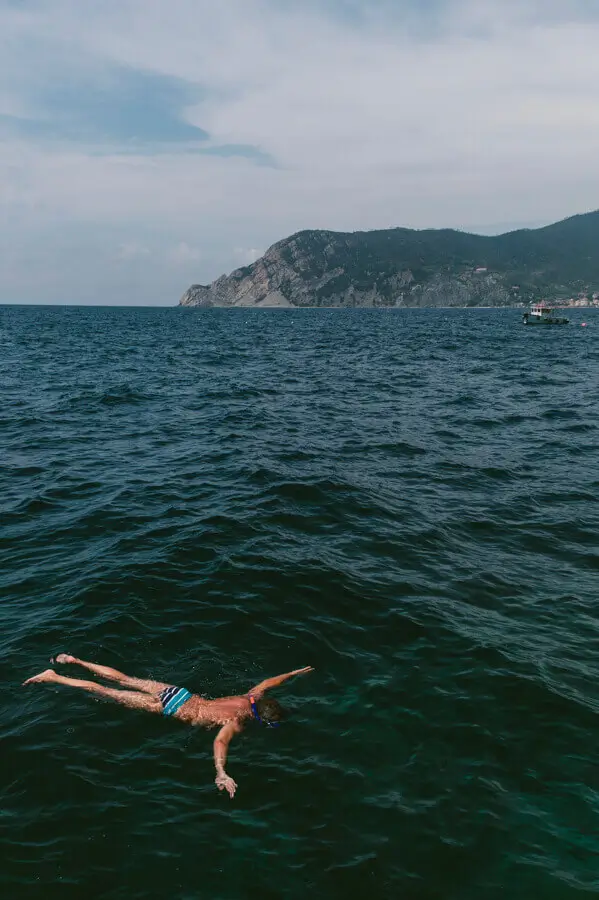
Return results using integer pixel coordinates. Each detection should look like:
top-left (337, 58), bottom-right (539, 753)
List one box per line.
top-left (23, 656), bottom-right (314, 798)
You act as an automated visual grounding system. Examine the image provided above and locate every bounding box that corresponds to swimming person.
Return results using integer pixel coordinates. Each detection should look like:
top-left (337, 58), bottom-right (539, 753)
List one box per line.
top-left (23, 655), bottom-right (314, 798)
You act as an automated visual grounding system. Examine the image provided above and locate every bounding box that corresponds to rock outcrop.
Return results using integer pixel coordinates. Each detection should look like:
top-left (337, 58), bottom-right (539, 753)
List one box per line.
top-left (179, 211), bottom-right (599, 308)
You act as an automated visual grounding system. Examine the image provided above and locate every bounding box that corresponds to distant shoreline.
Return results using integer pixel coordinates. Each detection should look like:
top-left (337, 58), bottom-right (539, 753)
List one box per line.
top-left (176, 304), bottom-right (596, 311)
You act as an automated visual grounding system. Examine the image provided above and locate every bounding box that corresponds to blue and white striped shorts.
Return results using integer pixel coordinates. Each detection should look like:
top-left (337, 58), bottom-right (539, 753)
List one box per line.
top-left (159, 685), bottom-right (192, 716)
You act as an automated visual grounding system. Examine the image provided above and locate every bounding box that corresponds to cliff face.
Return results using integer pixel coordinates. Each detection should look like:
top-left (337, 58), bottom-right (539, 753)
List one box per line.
top-left (179, 211), bottom-right (599, 308)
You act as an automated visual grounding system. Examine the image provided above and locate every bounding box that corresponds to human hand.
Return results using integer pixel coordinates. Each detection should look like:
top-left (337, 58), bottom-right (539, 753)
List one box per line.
top-left (215, 772), bottom-right (238, 799)
top-left (293, 666), bottom-right (314, 676)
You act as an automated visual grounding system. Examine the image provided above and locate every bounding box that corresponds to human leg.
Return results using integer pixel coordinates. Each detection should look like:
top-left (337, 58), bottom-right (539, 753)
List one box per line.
top-left (23, 669), bottom-right (162, 712)
top-left (52, 654), bottom-right (170, 694)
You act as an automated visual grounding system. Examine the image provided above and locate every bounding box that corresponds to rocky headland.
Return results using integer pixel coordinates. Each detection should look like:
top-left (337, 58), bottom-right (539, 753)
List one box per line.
top-left (180, 210), bottom-right (599, 309)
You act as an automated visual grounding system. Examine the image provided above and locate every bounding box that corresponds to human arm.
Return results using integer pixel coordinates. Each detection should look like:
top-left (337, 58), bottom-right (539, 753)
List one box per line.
top-left (213, 721), bottom-right (243, 799)
top-left (249, 666), bottom-right (314, 699)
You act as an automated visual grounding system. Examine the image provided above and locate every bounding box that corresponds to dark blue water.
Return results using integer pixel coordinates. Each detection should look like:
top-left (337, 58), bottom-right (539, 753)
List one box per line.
top-left (2, 305), bottom-right (599, 900)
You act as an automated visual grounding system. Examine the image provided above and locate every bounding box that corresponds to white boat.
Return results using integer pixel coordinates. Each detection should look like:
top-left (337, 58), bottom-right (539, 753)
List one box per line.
top-left (522, 302), bottom-right (569, 326)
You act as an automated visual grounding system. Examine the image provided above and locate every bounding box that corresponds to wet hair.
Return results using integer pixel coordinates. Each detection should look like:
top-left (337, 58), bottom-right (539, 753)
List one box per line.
top-left (255, 697), bottom-right (286, 725)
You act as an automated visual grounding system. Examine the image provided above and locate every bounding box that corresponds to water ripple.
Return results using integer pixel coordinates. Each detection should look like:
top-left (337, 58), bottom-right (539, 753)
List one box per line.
top-left (1, 305), bottom-right (598, 899)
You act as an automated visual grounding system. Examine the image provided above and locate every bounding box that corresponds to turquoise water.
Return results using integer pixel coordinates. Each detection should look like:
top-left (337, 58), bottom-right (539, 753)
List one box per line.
top-left (2, 305), bottom-right (599, 900)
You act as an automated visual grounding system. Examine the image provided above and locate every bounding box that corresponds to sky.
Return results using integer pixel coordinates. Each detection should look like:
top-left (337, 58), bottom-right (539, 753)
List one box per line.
top-left (2, 0), bottom-right (599, 305)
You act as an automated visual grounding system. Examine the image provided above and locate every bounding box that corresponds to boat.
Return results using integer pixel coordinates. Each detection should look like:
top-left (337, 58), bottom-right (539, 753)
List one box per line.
top-left (522, 302), bottom-right (569, 325)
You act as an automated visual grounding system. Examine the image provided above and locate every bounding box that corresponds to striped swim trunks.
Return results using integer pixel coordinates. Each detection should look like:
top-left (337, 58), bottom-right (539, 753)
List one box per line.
top-left (159, 685), bottom-right (192, 717)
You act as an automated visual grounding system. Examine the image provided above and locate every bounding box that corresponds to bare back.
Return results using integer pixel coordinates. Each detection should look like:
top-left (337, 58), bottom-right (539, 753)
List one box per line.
top-left (173, 666), bottom-right (315, 728)
top-left (174, 693), bottom-right (250, 727)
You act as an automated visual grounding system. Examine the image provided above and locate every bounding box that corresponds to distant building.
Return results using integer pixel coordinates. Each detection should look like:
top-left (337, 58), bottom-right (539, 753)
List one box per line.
top-left (474, 267), bottom-right (488, 273)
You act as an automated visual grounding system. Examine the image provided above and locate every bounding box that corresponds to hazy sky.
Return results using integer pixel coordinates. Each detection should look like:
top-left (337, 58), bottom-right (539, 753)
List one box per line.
top-left (2, 0), bottom-right (599, 305)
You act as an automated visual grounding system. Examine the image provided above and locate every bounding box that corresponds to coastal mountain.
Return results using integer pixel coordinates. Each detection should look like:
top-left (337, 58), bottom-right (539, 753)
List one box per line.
top-left (179, 210), bottom-right (599, 308)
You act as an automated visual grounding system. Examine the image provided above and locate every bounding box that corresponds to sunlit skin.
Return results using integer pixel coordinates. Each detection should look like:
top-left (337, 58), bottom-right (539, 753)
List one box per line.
top-left (23, 656), bottom-right (314, 798)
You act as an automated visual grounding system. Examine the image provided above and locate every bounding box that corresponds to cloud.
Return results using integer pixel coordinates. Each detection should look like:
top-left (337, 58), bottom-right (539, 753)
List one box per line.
top-left (233, 247), bottom-right (264, 266)
top-left (198, 144), bottom-right (275, 166)
top-left (117, 241), bottom-right (150, 260)
top-left (2, 0), bottom-right (599, 303)
top-left (168, 242), bottom-right (202, 264)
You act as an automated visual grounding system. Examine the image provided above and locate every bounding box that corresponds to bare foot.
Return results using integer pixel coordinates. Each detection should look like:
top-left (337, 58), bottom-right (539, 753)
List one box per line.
top-left (53, 653), bottom-right (77, 665)
top-left (23, 668), bottom-right (58, 686)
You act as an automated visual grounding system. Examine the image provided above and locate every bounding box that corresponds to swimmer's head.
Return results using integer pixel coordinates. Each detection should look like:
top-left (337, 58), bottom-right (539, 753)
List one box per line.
top-left (252, 697), bottom-right (286, 727)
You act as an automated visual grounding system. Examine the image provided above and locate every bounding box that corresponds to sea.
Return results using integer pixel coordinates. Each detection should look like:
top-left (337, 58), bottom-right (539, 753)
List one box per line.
top-left (1, 304), bottom-right (599, 900)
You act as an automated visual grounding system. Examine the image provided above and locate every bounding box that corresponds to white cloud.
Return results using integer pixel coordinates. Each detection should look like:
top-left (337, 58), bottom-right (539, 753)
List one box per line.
top-left (2, 0), bottom-right (599, 303)
top-left (233, 247), bottom-right (263, 266)
top-left (117, 241), bottom-right (150, 260)
top-left (168, 241), bottom-right (202, 264)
